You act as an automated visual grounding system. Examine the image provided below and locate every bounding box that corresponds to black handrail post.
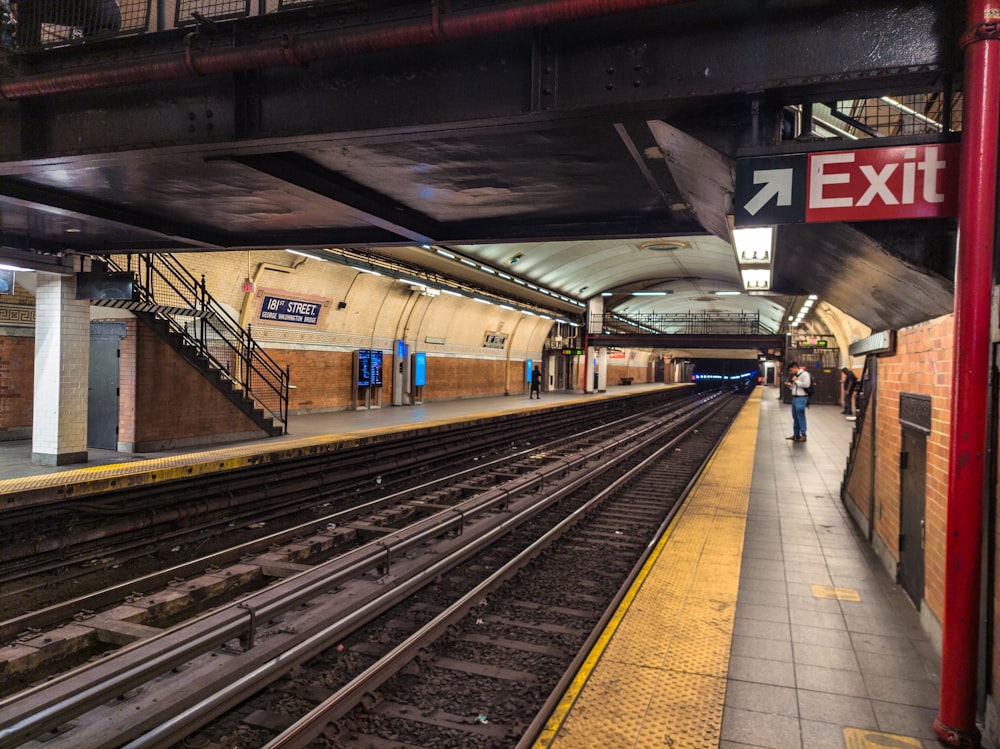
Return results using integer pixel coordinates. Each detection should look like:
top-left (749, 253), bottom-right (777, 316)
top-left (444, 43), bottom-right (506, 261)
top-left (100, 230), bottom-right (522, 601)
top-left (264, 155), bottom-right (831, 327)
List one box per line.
top-left (284, 364), bottom-right (291, 433)
top-left (199, 274), bottom-right (207, 358)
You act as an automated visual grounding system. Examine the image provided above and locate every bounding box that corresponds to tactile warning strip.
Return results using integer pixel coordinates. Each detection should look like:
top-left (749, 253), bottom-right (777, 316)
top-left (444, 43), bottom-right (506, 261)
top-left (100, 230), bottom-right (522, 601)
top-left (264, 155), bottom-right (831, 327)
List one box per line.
top-left (535, 390), bottom-right (761, 749)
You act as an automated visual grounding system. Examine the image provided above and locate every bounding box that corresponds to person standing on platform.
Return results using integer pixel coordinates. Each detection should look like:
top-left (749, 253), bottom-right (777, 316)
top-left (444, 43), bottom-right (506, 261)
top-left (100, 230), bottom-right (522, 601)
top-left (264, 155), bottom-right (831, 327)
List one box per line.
top-left (841, 367), bottom-right (858, 416)
top-left (784, 362), bottom-right (811, 442)
top-left (530, 365), bottom-right (542, 399)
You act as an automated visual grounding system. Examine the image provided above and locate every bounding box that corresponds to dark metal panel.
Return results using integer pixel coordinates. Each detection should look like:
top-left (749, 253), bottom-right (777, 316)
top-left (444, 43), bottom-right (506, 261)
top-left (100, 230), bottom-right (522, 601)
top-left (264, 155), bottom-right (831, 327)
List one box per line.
top-left (0, 176), bottom-right (232, 246)
top-left (772, 222), bottom-right (953, 330)
top-left (228, 152), bottom-right (442, 243)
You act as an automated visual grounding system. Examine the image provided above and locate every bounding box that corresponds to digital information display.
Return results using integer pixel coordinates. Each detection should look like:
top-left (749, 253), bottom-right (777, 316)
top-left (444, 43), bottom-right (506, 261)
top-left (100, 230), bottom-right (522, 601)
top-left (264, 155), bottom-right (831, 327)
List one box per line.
top-left (414, 352), bottom-right (426, 387)
top-left (358, 349), bottom-right (383, 387)
top-left (526, 359), bottom-right (533, 383)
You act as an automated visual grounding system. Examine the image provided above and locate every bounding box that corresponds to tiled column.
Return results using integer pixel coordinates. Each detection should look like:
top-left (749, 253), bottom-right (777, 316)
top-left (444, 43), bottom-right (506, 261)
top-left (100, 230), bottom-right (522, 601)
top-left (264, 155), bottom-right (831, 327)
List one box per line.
top-left (32, 272), bottom-right (89, 466)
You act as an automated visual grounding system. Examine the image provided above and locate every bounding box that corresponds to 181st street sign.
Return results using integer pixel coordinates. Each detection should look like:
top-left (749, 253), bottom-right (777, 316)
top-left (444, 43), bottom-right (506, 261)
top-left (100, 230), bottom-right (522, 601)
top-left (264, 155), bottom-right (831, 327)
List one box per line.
top-left (734, 142), bottom-right (959, 226)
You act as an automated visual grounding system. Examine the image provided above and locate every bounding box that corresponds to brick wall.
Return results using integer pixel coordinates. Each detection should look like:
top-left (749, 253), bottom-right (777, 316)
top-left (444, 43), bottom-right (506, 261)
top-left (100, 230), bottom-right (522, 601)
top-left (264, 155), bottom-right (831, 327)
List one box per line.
top-left (423, 356), bottom-right (522, 400)
top-left (0, 336), bottom-right (34, 438)
top-left (121, 322), bottom-right (264, 450)
top-left (843, 314), bottom-right (952, 625)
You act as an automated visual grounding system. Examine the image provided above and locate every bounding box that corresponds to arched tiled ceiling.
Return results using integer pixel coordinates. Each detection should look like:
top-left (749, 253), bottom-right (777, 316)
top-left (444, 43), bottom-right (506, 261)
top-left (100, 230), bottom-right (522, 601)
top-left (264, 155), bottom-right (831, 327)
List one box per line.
top-left (453, 236), bottom-right (791, 334)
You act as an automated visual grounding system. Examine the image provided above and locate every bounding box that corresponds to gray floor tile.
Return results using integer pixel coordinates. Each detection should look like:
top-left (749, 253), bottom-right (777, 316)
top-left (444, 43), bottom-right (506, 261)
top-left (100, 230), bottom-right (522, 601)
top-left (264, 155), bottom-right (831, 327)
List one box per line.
top-left (728, 655), bottom-right (797, 687)
top-left (871, 701), bottom-right (940, 739)
top-left (734, 617), bottom-right (793, 642)
top-left (731, 634), bottom-right (795, 663)
top-left (795, 663), bottom-right (868, 697)
top-left (849, 631), bottom-right (919, 657)
top-left (789, 609), bottom-right (846, 631)
top-left (857, 651), bottom-right (935, 680)
top-left (725, 680), bottom-right (799, 717)
top-left (738, 589), bottom-right (790, 608)
top-left (721, 707), bottom-right (802, 749)
top-left (736, 603), bottom-right (791, 624)
top-left (863, 673), bottom-right (938, 709)
top-left (792, 642), bottom-right (860, 671)
top-left (799, 719), bottom-right (851, 749)
top-left (797, 690), bottom-right (878, 727)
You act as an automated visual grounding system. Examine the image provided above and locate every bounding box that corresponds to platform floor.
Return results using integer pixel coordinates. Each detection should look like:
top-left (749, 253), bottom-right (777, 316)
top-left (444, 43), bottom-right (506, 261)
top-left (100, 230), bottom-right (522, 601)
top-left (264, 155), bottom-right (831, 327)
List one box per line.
top-left (0, 385), bottom-right (652, 483)
top-left (537, 388), bottom-right (942, 749)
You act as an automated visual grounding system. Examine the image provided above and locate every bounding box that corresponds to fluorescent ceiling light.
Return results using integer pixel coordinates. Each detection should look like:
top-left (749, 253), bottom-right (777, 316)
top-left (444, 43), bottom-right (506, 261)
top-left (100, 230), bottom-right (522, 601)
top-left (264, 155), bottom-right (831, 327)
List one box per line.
top-left (358, 268), bottom-right (382, 276)
top-left (442, 289), bottom-right (462, 296)
top-left (473, 297), bottom-right (492, 305)
top-left (436, 249), bottom-right (455, 258)
top-left (732, 227), bottom-right (774, 265)
top-left (601, 292), bottom-right (613, 296)
top-left (459, 258), bottom-right (477, 267)
top-left (499, 304), bottom-right (515, 310)
top-left (480, 266), bottom-right (496, 274)
top-left (285, 249), bottom-right (327, 261)
top-left (714, 290), bottom-right (742, 296)
top-left (497, 272), bottom-right (511, 279)
top-left (740, 267), bottom-right (771, 290)
top-left (0, 263), bottom-right (34, 272)
top-left (632, 291), bottom-right (668, 296)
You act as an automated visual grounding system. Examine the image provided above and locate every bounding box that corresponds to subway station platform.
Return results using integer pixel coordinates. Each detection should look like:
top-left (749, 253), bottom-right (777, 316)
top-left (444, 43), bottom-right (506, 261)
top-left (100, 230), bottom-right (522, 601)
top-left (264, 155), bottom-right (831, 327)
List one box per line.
top-left (0, 383), bottom-right (666, 488)
top-left (536, 388), bottom-right (942, 749)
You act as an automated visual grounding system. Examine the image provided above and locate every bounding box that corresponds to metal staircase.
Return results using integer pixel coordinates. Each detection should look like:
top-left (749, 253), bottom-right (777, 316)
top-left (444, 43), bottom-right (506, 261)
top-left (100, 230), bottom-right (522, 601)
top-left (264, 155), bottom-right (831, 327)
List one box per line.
top-left (97, 253), bottom-right (289, 437)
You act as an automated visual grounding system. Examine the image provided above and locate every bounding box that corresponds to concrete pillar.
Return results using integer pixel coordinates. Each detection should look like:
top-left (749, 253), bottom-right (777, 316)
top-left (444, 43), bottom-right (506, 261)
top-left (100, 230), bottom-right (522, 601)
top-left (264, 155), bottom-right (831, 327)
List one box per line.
top-left (32, 273), bottom-right (89, 465)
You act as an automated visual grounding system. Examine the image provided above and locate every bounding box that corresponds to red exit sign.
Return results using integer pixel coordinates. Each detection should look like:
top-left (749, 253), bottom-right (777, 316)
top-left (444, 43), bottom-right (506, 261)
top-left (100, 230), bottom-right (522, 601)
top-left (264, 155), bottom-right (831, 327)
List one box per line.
top-left (734, 142), bottom-right (959, 226)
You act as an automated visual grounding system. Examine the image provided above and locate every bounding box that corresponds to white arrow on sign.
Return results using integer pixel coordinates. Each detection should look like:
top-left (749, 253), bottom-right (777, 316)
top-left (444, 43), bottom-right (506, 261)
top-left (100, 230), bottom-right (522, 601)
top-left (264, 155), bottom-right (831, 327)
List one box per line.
top-left (743, 168), bottom-right (794, 216)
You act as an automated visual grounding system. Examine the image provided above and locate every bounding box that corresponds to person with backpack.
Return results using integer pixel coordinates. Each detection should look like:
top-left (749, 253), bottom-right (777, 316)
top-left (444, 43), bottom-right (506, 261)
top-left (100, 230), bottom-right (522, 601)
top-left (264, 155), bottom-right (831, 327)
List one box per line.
top-left (784, 361), bottom-right (811, 442)
top-left (841, 367), bottom-right (858, 416)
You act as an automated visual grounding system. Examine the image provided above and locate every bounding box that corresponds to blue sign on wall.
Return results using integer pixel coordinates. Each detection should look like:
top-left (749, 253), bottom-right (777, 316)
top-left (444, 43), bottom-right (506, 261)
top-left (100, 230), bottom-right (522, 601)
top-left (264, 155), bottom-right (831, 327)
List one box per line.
top-left (260, 296), bottom-right (322, 325)
top-left (526, 359), bottom-right (533, 382)
top-left (414, 352), bottom-right (426, 387)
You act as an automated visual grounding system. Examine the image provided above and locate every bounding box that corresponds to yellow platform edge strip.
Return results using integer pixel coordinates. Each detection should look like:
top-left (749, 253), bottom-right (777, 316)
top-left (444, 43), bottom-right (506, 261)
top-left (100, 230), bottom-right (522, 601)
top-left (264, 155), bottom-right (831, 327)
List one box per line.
top-left (0, 385), bottom-right (693, 501)
top-left (532, 390), bottom-right (762, 748)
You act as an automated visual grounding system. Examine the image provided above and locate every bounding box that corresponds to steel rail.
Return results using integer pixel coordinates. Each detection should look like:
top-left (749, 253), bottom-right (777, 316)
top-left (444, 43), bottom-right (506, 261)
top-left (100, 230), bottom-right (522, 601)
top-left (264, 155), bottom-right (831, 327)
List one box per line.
top-left (260, 399), bottom-right (729, 749)
top-left (0, 394), bottom-right (717, 747)
top-left (0, 393), bottom-right (690, 643)
top-left (120, 396), bottom-right (729, 749)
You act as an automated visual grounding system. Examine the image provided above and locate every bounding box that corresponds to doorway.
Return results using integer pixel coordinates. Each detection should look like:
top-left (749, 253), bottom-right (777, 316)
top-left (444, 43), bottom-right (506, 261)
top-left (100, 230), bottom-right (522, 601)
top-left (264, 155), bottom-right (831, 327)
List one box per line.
top-left (898, 393), bottom-right (930, 608)
top-left (88, 322), bottom-right (125, 450)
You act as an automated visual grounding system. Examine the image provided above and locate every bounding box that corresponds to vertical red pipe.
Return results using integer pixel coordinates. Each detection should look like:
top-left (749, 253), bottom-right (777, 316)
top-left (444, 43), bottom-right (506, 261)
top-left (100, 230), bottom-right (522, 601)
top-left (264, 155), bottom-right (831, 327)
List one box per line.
top-left (934, 1), bottom-right (1000, 745)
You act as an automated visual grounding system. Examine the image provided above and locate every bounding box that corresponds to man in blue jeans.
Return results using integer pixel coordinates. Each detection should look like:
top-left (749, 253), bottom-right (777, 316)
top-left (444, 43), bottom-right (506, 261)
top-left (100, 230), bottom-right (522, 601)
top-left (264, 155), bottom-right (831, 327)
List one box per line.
top-left (784, 362), bottom-right (811, 442)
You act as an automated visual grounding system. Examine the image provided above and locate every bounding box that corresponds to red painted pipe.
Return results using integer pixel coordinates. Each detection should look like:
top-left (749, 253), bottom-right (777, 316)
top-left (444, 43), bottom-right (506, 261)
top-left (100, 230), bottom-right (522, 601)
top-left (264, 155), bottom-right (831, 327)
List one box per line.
top-left (0, 0), bottom-right (695, 99)
top-left (933, 1), bottom-right (1000, 746)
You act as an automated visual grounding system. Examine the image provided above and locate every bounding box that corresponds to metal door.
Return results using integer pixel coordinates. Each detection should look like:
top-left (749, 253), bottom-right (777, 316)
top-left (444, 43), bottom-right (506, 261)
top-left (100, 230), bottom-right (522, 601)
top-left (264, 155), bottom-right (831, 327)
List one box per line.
top-left (87, 323), bottom-right (123, 450)
top-left (898, 426), bottom-right (927, 608)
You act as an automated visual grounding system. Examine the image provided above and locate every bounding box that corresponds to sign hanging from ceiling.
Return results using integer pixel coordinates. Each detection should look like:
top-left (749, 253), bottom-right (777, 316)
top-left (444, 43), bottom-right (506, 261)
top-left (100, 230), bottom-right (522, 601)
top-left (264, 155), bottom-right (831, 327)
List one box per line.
top-left (734, 142), bottom-right (959, 226)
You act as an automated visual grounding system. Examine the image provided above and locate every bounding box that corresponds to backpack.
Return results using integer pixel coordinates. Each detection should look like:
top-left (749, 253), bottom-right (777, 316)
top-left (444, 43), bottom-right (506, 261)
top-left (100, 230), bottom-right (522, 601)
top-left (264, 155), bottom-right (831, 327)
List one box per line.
top-left (803, 376), bottom-right (816, 397)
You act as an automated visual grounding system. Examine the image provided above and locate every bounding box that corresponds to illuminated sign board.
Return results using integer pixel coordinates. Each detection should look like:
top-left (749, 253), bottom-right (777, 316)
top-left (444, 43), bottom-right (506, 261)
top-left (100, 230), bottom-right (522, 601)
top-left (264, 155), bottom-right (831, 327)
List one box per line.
top-left (413, 352), bottom-right (426, 387)
top-left (735, 142), bottom-right (958, 226)
top-left (484, 331), bottom-right (507, 349)
top-left (260, 295), bottom-right (321, 325)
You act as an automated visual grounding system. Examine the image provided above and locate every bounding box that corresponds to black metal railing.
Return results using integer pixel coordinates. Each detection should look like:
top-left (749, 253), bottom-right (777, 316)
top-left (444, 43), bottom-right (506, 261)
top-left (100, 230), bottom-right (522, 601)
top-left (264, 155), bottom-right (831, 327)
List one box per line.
top-left (107, 253), bottom-right (289, 433)
top-left (595, 311), bottom-right (775, 337)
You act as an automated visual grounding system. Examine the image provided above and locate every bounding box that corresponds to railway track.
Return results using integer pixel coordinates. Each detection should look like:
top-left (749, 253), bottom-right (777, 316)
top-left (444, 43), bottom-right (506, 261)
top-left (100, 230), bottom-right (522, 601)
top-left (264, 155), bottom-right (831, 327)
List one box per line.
top-left (0, 390), bottom-right (744, 749)
top-left (0, 389), bottom-right (686, 623)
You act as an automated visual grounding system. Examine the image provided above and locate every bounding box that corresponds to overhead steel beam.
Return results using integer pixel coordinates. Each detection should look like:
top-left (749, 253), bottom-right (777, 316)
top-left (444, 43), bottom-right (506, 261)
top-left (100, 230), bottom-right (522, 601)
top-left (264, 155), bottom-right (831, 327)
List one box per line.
top-left (226, 153), bottom-right (442, 244)
top-left (586, 334), bottom-right (785, 350)
top-left (0, 1), bottom-right (958, 161)
top-left (0, 178), bottom-right (231, 248)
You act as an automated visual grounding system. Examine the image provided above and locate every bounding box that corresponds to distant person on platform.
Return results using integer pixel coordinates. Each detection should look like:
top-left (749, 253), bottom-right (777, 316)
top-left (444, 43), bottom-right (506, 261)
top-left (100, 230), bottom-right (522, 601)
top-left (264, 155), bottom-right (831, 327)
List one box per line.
top-left (784, 362), bottom-right (811, 442)
top-left (530, 365), bottom-right (542, 399)
top-left (841, 367), bottom-right (858, 416)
